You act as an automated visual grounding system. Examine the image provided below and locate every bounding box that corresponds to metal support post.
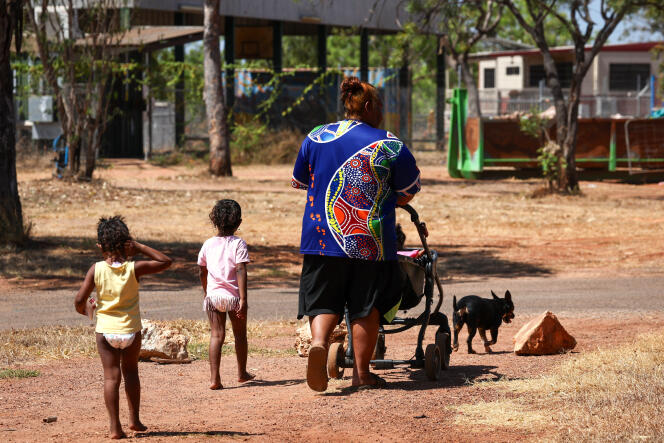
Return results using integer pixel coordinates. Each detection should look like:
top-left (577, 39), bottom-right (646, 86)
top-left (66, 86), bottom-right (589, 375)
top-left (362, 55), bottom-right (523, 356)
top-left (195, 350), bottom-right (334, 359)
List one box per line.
top-left (174, 12), bottom-right (185, 149)
top-left (224, 16), bottom-right (235, 109)
top-left (360, 28), bottom-right (368, 82)
top-left (436, 41), bottom-right (446, 150)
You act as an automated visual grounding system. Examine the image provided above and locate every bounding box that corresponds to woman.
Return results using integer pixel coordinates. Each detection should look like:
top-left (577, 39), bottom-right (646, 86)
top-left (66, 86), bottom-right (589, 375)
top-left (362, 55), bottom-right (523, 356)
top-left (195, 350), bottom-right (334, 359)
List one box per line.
top-left (292, 76), bottom-right (421, 391)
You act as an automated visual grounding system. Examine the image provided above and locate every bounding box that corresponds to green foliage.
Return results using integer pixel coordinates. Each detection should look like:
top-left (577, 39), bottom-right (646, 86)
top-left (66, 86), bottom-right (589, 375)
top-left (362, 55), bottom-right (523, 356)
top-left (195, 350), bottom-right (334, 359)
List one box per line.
top-left (520, 111), bottom-right (563, 190)
top-left (537, 141), bottom-right (565, 190)
top-left (496, 0), bottom-right (573, 46)
top-left (0, 368), bottom-right (40, 379)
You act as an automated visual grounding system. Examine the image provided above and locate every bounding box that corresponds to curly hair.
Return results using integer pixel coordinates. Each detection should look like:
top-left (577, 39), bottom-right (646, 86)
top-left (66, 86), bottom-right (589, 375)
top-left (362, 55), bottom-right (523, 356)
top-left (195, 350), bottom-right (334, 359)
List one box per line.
top-left (97, 215), bottom-right (131, 256)
top-left (209, 199), bottom-right (242, 235)
top-left (340, 76), bottom-right (380, 119)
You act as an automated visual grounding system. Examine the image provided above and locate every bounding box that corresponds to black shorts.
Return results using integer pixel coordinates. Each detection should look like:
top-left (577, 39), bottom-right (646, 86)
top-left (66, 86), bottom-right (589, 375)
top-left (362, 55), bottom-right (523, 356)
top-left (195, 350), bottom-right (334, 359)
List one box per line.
top-left (298, 255), bottom-right (403, 323)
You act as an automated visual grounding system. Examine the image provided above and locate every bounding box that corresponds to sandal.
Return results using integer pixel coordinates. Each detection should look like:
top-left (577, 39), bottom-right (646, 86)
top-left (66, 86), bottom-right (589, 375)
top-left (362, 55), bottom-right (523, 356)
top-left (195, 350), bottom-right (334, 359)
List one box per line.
top-left (353, 373), bottom-right (387, 391)
top-left (306, 345), bottom-right (328, 392)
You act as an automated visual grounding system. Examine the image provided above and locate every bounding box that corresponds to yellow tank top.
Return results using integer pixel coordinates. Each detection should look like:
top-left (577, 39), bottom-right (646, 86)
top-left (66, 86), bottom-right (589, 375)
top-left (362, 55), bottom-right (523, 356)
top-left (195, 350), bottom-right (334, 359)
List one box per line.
top-left (94, 261), bottom-right (141, 334)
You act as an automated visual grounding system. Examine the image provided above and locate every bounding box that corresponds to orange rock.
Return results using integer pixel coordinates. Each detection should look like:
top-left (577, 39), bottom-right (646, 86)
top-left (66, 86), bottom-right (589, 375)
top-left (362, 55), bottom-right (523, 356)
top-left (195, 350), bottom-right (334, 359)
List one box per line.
top-left (513, 311), bottom-right (576, 355)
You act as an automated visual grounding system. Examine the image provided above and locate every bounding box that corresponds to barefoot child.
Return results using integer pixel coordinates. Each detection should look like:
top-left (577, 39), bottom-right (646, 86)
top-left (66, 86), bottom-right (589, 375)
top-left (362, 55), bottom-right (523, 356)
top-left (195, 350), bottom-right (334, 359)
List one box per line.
top-left (74, 216), bottom-right (172, 439)
top-left (198, 199), bottom-right (254, 389)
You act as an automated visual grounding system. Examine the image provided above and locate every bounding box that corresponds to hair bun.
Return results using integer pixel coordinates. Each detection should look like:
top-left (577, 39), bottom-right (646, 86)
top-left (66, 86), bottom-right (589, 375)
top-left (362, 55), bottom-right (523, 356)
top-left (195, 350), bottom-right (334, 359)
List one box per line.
top-left (341, 76), bottom-right (363, 96)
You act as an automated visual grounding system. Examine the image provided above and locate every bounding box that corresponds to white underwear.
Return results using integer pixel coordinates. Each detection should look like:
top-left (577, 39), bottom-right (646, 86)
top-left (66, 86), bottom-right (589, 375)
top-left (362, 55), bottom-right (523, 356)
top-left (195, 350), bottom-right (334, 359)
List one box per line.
top-left (103, 333), bottom-right (136, 350)
top-left (203, 294), bottom-right (240, 312)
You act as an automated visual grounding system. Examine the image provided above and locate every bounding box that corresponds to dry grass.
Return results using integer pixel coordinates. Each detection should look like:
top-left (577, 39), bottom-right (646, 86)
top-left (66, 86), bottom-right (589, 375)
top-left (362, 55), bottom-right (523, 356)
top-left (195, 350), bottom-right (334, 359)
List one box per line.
top-left (451, 330), bottom-right (664, 441)
top-left (0, 325), bottom-right (98, 366)
top-left (0, 320), bottom-right (297, 366)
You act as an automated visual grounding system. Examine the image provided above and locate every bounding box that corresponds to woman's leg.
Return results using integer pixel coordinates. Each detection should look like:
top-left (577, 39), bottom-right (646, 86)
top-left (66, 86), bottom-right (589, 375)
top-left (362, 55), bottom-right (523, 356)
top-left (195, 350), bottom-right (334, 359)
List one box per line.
top-left (228, 311), bottom-right (254, 382)
top-left (207, 309), bottom-right (226, 389)
top-left (120, 332), bottom-right (146, 432)
top-left (350, 307), bottom-right (380, 386)
top-left (96, 333), bottom-right (125, 439)
top-left (309, 313), bottom-right (340, 349)
top-left (306, 313), bottom-right (339, 391)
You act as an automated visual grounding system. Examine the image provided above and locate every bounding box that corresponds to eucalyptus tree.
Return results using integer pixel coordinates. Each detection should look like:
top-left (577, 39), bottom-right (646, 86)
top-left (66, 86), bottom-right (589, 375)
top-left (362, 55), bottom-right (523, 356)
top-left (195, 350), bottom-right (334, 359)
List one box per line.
top-left (407, 0), bottom-right (504, 117)
top-left (203, 0), bottom-right (232, 176)
top-left (25, 0), bottom-right (128, 179)
top-left (500, 0), bottom-right (653, 192)
top-left (0, 0), bottom-right (26, 244)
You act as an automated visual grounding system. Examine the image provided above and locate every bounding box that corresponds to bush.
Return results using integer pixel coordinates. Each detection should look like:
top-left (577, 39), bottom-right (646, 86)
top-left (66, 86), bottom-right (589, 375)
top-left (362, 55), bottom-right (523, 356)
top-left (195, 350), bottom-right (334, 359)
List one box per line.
top-left (231, 119), bottom-right (303, 165)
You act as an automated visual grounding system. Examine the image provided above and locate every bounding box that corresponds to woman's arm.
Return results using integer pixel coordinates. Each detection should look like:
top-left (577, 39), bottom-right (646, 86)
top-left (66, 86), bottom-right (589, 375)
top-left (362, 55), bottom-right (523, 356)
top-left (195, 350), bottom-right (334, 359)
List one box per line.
top-left (74, 264), bottom-right (96, 315)
top-left (236, 262), bottom-right (248, 319)
top-left (129, 241), bottom-right (173, 278)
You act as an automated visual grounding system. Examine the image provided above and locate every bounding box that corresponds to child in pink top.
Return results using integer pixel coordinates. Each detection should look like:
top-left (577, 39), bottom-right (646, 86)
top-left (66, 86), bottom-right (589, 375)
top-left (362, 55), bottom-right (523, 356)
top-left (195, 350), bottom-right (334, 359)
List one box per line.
top-left (198, 199), bottom-right (254, 389)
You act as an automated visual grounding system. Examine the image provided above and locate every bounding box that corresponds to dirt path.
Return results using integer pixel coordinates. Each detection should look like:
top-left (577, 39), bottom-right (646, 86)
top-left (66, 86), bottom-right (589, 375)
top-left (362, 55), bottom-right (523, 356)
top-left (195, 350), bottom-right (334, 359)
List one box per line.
top-left (2, 313), bottom-right (664, 442)
top-left (3, 275), bottom-right (664, 329)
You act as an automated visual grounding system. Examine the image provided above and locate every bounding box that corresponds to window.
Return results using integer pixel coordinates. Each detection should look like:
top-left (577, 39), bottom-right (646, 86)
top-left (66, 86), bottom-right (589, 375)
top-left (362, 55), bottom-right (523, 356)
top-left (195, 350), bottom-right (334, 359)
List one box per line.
top-left (609, 64), bottom-right (650, 91)
top-left (506, 66), bottom-right (520, 76)
top-left (484, 68), bottom-right (495, 88)
top-left (529, 63), bottom-right (573, 88)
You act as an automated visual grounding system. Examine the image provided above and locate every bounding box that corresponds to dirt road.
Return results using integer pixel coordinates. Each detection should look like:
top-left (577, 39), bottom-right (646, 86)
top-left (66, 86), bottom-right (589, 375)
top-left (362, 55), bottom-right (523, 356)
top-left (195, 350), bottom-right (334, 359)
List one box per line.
top-left (3, 276), bottom-right (663, 330)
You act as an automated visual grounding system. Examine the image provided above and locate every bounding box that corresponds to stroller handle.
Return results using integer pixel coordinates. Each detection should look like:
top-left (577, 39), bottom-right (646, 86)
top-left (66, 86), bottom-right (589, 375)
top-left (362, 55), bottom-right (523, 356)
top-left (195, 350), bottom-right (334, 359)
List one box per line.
top-left (397, 204), bottom-right (445, 315)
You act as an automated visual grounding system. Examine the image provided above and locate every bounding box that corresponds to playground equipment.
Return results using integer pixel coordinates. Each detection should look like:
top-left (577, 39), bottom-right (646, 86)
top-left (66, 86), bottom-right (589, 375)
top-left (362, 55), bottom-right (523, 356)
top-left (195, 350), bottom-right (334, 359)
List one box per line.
top-left (52, 135), bottom-right (69, 179)
top-left (447, 88), bottom-right (664, 179)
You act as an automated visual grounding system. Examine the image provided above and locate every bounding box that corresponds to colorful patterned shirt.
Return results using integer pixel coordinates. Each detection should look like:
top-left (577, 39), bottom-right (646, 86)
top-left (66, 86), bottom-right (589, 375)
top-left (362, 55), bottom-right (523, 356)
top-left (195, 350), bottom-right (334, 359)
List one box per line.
top-left (292, 120), bottom-right (420, 261)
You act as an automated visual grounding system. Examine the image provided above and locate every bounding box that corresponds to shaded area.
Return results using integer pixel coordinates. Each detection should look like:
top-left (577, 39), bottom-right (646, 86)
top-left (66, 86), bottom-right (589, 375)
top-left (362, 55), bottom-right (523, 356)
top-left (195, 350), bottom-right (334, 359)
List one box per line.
top-left (0, 237), bottom-right (301, 290)
top-left (405, 364), bottom-right (503, 389)
top-left (432, 245), bottom-right (552, 280)
top-left (327, 364), bottom-right (501, 395)
top-left (1, 236), bottom-right (550, 290)
top-left (136, 430), bottom-right (260, 438)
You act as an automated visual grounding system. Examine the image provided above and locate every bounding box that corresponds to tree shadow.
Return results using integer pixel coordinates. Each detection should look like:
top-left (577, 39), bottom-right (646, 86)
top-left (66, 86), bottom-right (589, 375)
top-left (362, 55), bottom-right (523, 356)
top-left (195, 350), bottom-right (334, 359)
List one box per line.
top-left (3, 235), bottom-right (551, 290)
top-left (1, 237), bottom-right (302, 290)
top-left (432, 245), bottom-right (552, 280)
top-left (135, 430), bottom-right (261, 438)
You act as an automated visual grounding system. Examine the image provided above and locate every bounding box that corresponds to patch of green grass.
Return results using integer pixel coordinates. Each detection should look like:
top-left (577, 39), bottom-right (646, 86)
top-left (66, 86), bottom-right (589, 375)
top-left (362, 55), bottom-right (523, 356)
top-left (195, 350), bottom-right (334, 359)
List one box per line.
top-left (0, 368), bottom-right (40, 379)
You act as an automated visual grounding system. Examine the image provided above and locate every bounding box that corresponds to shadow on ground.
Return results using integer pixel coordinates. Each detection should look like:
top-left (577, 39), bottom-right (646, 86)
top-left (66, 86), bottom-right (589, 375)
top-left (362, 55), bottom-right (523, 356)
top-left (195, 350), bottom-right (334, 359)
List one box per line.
top-left (0, 237), bottom-right (300, 290)
top-left (1, 237), bottom-right (550, 290)
top-left (433, 245), bottom-right (552, 280)
top-left (135, 430), bottom-right (261, 438)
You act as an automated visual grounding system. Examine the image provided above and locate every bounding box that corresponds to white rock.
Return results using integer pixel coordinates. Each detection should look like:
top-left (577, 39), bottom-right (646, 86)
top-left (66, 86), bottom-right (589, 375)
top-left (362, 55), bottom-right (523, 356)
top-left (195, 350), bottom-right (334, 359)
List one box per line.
top-left (139, 319), bottom-right (190, 361)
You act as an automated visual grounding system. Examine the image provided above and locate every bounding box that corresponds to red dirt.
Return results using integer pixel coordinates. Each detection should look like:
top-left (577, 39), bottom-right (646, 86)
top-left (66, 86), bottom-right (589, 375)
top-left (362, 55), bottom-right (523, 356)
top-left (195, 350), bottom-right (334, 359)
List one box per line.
top-left (3, 314), bottom-right (664, 442)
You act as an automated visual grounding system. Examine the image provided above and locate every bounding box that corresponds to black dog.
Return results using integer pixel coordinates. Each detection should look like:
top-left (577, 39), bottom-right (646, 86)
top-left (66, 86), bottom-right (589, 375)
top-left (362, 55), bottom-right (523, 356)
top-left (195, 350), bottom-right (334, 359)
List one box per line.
top-left (452, 291), bottom-right (514, 354)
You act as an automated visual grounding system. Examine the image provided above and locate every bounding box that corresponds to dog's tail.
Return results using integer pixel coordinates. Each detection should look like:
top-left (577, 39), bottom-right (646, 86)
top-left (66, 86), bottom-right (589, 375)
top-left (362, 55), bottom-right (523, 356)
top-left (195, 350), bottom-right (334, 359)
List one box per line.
top-left (453, 295), bottom-right (457, 311)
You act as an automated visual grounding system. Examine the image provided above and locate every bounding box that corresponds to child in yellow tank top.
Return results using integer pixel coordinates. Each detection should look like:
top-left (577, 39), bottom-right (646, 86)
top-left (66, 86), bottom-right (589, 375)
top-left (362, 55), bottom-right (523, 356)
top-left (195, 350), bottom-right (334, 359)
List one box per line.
top-left (74, 216), bottom-right (172, 439)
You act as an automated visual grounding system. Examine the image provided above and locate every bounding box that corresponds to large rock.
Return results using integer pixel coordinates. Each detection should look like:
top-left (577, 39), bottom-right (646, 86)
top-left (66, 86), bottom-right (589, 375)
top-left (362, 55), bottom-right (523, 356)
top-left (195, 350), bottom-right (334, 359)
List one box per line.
top-left (295, 322), bottom-right (347, 357)
top-left (139, 319), bottom-right (190, 361)
top-left (513, 311), bottom-right (576, 355)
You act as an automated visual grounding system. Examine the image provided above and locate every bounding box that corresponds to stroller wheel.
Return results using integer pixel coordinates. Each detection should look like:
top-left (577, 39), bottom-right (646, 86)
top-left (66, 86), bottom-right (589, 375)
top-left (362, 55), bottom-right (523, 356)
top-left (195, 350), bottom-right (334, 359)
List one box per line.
top-left (435, 332), bottom-right (451, 370)
top-left (327, 342), bottom-right (345, 379)
top-left (424, 344), bottom-right (442, 381)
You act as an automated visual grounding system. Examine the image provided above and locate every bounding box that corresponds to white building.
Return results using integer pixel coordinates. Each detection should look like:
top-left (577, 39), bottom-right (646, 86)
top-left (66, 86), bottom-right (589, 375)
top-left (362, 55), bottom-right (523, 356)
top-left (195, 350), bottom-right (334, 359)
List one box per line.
top-left (470, 42), bottom-right (663, 117)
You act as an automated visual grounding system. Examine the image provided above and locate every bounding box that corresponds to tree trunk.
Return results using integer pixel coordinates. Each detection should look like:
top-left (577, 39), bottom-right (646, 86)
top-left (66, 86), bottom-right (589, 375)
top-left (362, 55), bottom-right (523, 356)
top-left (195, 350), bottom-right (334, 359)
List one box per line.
top-left (203, 0), bottom-right (232, 176)
top-left (0, 0), bottom-right (25, 244)
top-left (458, 57), bottom-right (481, 118)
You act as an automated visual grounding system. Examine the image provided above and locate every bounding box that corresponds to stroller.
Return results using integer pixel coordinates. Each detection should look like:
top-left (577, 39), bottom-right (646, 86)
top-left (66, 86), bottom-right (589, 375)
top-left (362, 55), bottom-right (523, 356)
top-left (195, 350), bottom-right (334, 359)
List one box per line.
top-left (326, 204), bottom-right (452, 381)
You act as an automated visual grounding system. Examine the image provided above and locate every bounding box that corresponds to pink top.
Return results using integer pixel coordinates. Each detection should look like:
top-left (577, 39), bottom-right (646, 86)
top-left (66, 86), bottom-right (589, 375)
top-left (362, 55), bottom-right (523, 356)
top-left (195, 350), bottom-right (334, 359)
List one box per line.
top-left (197, 236), bottom-right (250, 299)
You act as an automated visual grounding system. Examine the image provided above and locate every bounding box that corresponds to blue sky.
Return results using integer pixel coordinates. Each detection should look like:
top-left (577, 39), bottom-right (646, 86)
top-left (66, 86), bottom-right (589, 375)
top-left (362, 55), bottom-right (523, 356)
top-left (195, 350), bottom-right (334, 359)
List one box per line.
top-left (589, 0), bottom-right (661, 43)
